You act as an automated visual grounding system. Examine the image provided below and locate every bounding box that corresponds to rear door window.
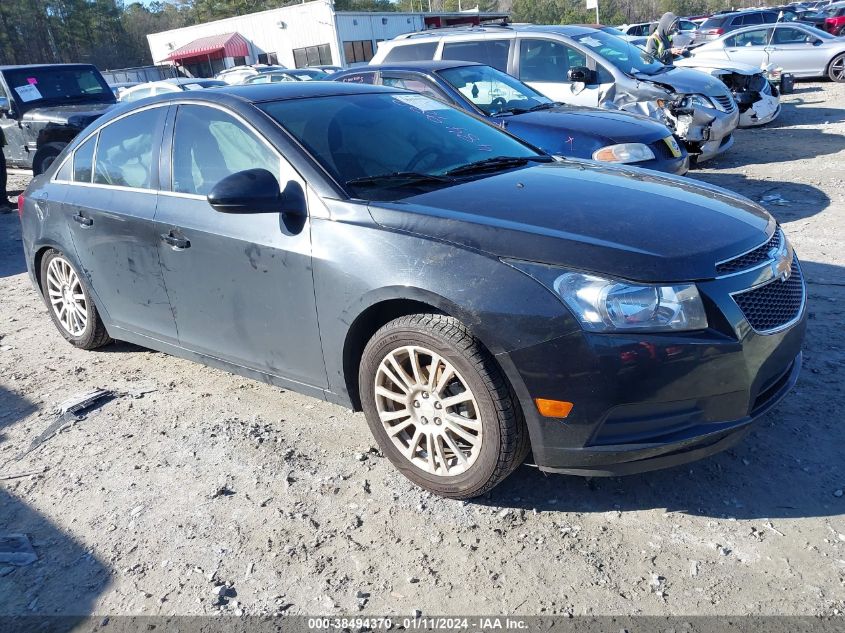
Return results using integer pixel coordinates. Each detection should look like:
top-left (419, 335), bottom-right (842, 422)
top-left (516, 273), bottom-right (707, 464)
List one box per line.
top-left (382, 42), bottom-right (438, 63)
top-left (441, 40), bottom-right (511, 71)
top-left (93, 108), bottom-right (163, 190)
top-left (518, 39), bottom-right (587, 83)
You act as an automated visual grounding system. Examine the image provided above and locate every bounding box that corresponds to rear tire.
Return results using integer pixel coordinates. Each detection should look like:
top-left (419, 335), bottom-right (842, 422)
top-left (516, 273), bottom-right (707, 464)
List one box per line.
top-left (828, 54), bottom-right (845, 83)
top-left (359, 314), bottom-right (529, 499)
top-left (40, 249), bottom-right (111, 350)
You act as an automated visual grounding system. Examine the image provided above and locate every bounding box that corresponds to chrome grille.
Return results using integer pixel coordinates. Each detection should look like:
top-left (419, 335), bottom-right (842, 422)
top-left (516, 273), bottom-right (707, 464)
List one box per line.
top-left (733, 255), bottom-right (804, 333)
top-left (717, 229), bottom-right (783, 275)
top-left (713, 94), bottom-right (736, 112)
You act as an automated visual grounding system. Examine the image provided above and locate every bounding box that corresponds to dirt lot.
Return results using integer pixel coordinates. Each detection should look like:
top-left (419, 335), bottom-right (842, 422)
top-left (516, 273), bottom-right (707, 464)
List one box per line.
top-left (1, 82), bottom-right (844, 620)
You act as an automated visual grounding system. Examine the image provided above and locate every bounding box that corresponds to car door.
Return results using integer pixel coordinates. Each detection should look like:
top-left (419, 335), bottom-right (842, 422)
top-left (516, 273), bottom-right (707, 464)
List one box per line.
top-left (722, 27), bottom-right (773, 66)
top-left (516, 37), bottom-right (607, 106)
top-left (61, 105), bottom-right (178, 342)
top-left (154, 103), bottom-right (327, 388)
top-left (766, 25), bottom-right (827, 74)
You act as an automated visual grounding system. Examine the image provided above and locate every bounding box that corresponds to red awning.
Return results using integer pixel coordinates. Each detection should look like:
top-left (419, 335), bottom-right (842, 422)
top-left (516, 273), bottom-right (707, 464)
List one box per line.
top-left (165, 32), bottom-right (250, 62)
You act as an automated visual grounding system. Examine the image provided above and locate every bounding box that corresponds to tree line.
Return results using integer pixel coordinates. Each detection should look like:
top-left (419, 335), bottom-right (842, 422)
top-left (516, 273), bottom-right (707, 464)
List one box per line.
top-left (0, 0), bottom-right (778, 70)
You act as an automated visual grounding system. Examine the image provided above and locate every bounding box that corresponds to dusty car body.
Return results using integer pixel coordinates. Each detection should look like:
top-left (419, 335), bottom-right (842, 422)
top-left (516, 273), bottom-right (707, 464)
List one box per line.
top-left (0, 64), bottom-right (116, 174)
top-left (371, 25), bottom-right (739, 162)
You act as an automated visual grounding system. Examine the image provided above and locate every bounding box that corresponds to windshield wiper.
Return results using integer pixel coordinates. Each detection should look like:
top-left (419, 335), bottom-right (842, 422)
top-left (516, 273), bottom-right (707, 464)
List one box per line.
top-left (345, 171), bottom-right (456, 189)
top-left (526, 101), bottom-right (562, 112)
top-left (444, 155), bottom-right (553, 177)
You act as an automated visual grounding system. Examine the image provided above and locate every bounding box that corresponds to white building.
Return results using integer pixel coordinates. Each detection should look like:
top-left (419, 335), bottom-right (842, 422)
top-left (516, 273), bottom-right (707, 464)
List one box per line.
top-left (147, 0), bottom-right (507, 78)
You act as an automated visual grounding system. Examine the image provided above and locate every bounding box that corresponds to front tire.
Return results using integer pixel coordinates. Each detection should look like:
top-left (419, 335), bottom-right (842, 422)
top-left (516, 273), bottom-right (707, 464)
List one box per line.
top-left (40, 249), bottom-right (111, 350)
top-left (359, 314), bottom-right (529, 499)
top-left (829, 54), bottom-right (845, 83)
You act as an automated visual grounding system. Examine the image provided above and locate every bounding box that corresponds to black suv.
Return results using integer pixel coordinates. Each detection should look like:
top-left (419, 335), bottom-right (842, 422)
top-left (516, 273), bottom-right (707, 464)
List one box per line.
top-left (0, 64), bottom-right (116, 174)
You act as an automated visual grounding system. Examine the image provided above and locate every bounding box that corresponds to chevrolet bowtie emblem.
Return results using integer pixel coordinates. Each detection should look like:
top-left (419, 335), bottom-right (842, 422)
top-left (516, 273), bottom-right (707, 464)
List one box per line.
top-left (769, 244), bottom-right (792, 282)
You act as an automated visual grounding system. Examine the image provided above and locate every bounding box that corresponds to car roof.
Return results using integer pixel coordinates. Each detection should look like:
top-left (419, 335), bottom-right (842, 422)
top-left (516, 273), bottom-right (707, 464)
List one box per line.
top-left (0, 63), bottom-right (98, 72)
top-left (394, 23), bottom-right (597, 40)
top-left (348, 60), bottom-right (481, 73)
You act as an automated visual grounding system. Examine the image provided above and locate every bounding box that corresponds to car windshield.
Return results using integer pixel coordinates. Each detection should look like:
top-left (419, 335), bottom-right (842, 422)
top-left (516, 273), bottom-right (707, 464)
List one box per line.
top-left (260, 93), bottom-right (543, 201)
top-left (3, 66), bottom-right (114, 108)
top-left (437, 65), bottom-right (552, 116)
top-left (572, 30), bottom-right (667, 76)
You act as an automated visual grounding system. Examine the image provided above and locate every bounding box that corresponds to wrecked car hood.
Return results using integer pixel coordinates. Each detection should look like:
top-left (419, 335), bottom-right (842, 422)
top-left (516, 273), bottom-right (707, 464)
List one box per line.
top-left (634, 67), bottom-right (728, 97)
top-left (673, 58), bottom-right (763, 75)
top-left (367, 160), bottom-right (772, 283)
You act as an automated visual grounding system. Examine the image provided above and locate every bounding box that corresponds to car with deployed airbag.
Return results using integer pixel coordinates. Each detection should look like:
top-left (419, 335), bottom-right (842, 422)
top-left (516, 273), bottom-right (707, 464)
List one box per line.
top-left (19, 83), bottom-right (806, 498)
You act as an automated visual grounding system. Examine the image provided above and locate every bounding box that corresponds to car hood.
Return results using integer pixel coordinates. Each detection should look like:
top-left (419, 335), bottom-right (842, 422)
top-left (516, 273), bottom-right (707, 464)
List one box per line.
top-left (635, 66), bottom-right (729, 97)
top-left (22, 102), bottom-right (115, 126)
top-left (673, 58), bottom-right (762, 75)
top-left (367, 161), bottom-right (773, 283)
top-left (501, 106), bottom-right (670, 146)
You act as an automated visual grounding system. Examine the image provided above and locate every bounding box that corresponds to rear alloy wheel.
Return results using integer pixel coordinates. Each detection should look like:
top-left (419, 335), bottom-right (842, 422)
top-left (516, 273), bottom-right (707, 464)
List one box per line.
top-left (829, 54), bottom-right (845, 83)
top-left (40, 249), bottom-right (111, 350)
top-left (359, 314), bottom-right (529, 499)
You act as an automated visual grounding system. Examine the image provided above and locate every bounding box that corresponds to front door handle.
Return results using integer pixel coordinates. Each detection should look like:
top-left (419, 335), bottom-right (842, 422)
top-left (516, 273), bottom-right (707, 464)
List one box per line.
top-left (161, 231), bottom-right (190, 250)
top-left (72, 213), bottom-right (93, 227)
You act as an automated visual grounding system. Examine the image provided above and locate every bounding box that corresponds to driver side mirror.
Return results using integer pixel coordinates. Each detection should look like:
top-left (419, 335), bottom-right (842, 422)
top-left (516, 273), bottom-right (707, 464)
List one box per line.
top-left (207, 168), bottom-right (306, 217)
top-left (568, 67), bottom-right (597, 85)
top-left (812, 39), bottom-right (823, 46)
top-left (0, 96), bottom-right (11, 116)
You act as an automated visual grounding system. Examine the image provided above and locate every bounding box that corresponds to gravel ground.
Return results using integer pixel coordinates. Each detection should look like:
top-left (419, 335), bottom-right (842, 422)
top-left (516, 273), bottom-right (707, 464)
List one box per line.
top-left (0, 82), bottom-right (843, 619)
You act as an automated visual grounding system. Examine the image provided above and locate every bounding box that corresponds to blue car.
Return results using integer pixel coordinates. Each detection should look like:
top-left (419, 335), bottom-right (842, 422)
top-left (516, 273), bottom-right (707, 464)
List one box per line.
top-left (333, 61), bottom-right (689, 175)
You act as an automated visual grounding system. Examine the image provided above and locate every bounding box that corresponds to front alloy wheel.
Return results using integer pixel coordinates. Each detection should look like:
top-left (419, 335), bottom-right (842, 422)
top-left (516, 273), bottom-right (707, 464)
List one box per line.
top-left (359, 314), bottom-right (530, 499)
top-left (375, 345), bottom-right (483, 477)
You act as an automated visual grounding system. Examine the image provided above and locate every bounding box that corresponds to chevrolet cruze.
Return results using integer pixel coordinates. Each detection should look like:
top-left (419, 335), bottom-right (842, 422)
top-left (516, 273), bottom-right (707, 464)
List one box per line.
top-left (19, 83), bottom-right (806, 499)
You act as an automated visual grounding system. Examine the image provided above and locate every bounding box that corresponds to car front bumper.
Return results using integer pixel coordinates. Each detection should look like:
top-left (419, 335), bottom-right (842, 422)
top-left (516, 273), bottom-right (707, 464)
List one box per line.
top-left (496, 259), bottom-right (807, 476)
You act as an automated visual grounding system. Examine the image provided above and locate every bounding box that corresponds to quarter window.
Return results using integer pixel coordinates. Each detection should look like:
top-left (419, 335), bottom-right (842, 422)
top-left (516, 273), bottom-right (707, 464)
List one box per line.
top-left (73, 136), bottom-right (96, 182)
top-left (93, 109), bottom-right (159, 189)
top-left (382, 42), bottom-right (438, 63)
top-left (441, 40), bottom-right (510, 71)
top-left (519, 39), bottom-right (587, 83)
top-left (172, 105), bottom-right (280, 196)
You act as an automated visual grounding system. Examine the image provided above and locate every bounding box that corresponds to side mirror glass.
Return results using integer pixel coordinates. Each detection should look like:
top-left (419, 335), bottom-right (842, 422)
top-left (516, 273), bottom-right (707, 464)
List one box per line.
top-left (0, 96), bottom-right (10, 114)
top-left (567, 67), bottom-right (597, 85)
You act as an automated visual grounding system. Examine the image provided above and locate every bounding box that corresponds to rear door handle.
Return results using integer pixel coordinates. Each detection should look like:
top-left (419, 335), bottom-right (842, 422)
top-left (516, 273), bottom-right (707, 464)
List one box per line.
top-left (72, 213), bottom-right (93, 227)
top-left (161, 231), bottom-right (190, 250)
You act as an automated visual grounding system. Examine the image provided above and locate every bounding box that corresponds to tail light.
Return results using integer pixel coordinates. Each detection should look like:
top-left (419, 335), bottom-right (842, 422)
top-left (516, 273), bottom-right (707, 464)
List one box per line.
top-left (17, 193), bottom-right (24, 219)
top-left (705, 28), bottom-right (724, 35)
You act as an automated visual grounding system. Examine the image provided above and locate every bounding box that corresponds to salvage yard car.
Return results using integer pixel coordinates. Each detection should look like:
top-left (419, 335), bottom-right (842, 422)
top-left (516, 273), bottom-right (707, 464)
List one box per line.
top-left (0, 63), bottom-right (116, 174)
top-left (19, 83), bottom-right (806, 499)
top-left (334, 61), bottom-right (689, 174)
top-left (370, 25), bottom-right (740, 162)
top-left (690, 22), bottom-right (845, 82)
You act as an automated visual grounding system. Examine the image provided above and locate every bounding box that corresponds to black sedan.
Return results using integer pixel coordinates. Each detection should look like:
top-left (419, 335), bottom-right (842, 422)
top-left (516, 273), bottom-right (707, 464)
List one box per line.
top-left (20, 83), bottom-right (805, 498)
top-left (333, 61), bottom-right (689, 175)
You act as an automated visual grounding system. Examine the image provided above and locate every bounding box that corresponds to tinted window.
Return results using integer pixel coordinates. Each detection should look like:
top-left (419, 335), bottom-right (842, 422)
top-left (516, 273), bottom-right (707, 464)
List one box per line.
top-left (381, 75), bottom-right (447, 101)
top-left (700, 16), bottom-right (727, 29)
top-left (172, 105), bottom-right (280, 196)
top-left (3, 66), bottom-right (113, 108)
top-left (259, 93), bottom-right (540, 201)
top-left (762, 12), bottom-right (778, 23)
top-left (382, 42), bottom-right (438, 63)
top-left (740, 13), bottom-right (764, 25)
top-left (519, 39), bottom-right (588, 82)
top-left (442, 40), bottom-right (510, 71)
top-left (72, 136), bottom-right (95, 182)
top-left (93, 109), bottom-right (160, 189)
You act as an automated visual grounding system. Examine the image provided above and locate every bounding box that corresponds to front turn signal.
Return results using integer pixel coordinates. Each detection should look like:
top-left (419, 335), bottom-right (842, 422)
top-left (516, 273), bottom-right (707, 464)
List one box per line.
top-left (534, 398), bottom-right (573, 419)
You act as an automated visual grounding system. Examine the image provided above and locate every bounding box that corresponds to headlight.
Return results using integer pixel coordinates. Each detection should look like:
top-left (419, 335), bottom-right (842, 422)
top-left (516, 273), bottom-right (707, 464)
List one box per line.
top-left (505, 262), bottom-right (708, 332)
top-left (688, 94), bottom-right (717, 110)
top-left (592, 143), bottom-right (655, 163)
